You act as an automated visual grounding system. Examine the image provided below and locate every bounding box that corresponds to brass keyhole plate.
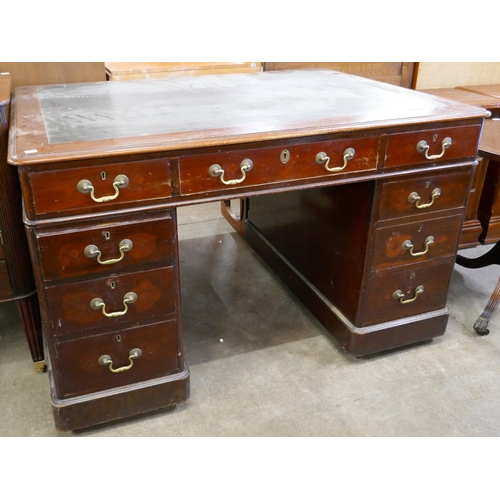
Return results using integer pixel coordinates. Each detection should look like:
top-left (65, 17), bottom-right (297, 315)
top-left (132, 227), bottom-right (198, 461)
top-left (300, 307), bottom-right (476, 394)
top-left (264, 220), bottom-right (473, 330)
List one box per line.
top-left (280, 149), bottom-right (290, 164)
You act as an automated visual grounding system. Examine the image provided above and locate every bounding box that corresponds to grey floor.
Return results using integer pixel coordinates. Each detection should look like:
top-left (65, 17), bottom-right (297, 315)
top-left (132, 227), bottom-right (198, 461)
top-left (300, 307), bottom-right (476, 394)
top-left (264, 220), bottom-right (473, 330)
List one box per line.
top-left (1, 201), bottom-right (500, 437)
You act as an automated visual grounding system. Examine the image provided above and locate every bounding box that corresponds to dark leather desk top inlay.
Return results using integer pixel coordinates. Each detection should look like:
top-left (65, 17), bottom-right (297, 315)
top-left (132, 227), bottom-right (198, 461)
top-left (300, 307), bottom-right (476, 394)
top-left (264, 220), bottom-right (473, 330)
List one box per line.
top-left (10, 70), bottom-right (488, 164)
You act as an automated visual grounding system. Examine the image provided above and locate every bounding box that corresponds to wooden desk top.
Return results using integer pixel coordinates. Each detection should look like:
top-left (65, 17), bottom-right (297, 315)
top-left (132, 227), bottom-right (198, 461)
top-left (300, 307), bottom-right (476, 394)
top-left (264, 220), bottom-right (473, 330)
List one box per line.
top-left (8, 70), bottom-right (489, 166)
top-left (420, 87), bottom-right (500, 110)
top-left (478, 119), bottom-right (500, 159)
top-left (0, 73), bottom-right (11, 106)
top-left (457, 84), bottom-right (500, 100)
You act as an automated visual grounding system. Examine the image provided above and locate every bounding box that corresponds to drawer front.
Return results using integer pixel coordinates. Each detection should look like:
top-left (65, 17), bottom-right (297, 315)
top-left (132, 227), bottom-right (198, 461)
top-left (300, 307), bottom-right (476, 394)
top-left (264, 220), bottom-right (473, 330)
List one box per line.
top-left (362, 260), bottom-right (455, 326)
top-left (179, 136), bottom-right (379, 195)
top-left (0, 260), bottom-right (13, 300)
top-left (372, 214), bottom-right (464, 272)
top-left (38, 214), bottom-right (175, 282)
top-left (54, 320), bottom-right (180, 398)
top-left (385, 125), bottom-right (481, 168)
top-left (379, 169), bottom-right (471, 221)
top-left (45, 266), bottom-right (177, 336)
top-left (29, 158), bottom-right (171, 216)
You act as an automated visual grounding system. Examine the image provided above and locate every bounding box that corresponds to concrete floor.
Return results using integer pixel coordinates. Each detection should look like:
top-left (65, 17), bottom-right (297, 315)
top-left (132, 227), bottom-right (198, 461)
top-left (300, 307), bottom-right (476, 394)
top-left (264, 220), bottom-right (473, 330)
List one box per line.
top-left (1, 201), bottom-right (500, 437)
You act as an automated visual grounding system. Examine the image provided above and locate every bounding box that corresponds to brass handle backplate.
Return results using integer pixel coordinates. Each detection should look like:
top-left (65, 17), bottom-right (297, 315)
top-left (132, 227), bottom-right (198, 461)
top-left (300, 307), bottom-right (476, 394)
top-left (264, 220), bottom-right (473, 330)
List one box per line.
top-left (401, 236), bottom-right (434, 257)
top-left (316, 148), bottom-right (355, 172)
top-left (393, 285), bottom-right (425, 304)
top-left (416, 137), bottom-right (452, 160)
top-left (209, 159), bottom-right (253, 185)
top-left (408, 188), bottom-right (441, 209)
top-left (98, 348), bottom-right (142, 373)
top-left (90, 291), bottom-right (137, 318)
top-left (77, 174), bottom-right (129, 203)
top-left (84, 239), bottom-right (133, 265)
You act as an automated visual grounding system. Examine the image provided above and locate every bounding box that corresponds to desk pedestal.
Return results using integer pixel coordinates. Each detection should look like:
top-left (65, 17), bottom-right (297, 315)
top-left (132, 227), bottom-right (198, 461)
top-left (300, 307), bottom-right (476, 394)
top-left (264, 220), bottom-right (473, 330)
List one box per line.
top-left (244, 171), bottom-right (471, 356)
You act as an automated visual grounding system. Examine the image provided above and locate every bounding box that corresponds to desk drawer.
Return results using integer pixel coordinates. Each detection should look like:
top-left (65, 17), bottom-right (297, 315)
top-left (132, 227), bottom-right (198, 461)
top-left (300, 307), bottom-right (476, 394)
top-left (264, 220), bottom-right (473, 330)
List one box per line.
top-left (29, 158), bottom-right (171, 216)
top-left (362, 260), bottom-right (454, 326)
top-left (378, 169), bottom-right (471, 221)
top-left (372, 214), bottom-right (464, 272)
top-left (38, 213), bottom-right (175, 282)
top-left (178, 136), bottom-right (379, 195)
top-left (46, 266), bottom-right (177, 337)
top-left (54, 319), bottom-right (180, 398)
top-left (385, 125), bottom-right (481, 168)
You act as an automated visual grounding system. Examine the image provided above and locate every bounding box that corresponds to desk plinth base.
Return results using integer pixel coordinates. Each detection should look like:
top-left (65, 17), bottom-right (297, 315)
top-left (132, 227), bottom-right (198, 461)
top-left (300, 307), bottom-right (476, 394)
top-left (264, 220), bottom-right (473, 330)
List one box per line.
top-left (49, 364), bottom-right (190, 432)
top-left (245, 222), bottom-right (448, 357)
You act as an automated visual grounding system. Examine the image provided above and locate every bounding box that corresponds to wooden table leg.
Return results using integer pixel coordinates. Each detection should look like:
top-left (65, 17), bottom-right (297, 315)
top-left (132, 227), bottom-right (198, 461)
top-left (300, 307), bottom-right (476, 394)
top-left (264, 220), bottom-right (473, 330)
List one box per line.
top-left (16, 293), bottom-right (44, 371)
top-left (472, 277), bottom-right (500, 335)
top-left (456, 240), bottom-right (500, 335)
top-left (220, 199), bottom-right (248, 237)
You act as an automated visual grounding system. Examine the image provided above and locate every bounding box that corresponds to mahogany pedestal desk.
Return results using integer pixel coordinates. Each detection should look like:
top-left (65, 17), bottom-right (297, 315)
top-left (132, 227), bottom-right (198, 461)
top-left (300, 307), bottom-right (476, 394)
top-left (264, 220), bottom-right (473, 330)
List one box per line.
top-left (7, 71), bottom-right (488, 431)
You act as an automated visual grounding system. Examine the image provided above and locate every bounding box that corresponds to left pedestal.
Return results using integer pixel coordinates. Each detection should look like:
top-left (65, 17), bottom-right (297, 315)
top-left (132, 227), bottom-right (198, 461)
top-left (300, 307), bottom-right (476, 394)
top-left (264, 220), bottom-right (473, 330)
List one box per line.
top-left (23, 197), bottom-right (189, 430)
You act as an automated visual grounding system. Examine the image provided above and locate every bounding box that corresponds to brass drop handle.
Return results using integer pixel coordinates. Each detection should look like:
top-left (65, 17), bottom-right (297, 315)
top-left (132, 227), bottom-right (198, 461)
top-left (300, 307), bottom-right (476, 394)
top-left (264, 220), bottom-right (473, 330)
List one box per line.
top-left (408, 188), bottom-right (441, 209)
top-left (316, 148), bottom-right (355, 172)
top-left (393, 285), bottom-right (425, 304)
top-left (98, 348), bottom-right (142, 373)
top-left (84, 239), bottom-right (133, 265)
top-left (209, 159), bottom-right (253, 185)
top-left (416, 137), bottom-right (452, 160)
top-left (90, 292), bottom-right (137, 318)
top-left (77, 174), bottom-right (129, 203)
top-left (402, 236), bottom-right (434, 257)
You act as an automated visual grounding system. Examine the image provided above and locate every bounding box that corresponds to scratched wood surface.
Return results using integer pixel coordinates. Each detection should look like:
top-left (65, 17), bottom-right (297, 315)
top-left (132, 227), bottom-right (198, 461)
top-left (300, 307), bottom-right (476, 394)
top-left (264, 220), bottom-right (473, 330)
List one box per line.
top-left (8, 70), bottom-right (489, 165)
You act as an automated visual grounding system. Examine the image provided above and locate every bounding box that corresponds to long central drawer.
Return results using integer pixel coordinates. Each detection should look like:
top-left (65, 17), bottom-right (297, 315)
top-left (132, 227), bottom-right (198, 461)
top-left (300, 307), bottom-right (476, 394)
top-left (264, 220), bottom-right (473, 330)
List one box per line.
top-left (179, 135), bottom-right (379, 195)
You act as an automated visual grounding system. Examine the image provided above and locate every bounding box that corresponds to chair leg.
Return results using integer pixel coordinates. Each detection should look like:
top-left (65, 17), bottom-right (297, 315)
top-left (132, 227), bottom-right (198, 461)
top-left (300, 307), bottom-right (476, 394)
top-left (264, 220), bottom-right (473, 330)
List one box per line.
top-left (473, 276), bottom-right (500, 335)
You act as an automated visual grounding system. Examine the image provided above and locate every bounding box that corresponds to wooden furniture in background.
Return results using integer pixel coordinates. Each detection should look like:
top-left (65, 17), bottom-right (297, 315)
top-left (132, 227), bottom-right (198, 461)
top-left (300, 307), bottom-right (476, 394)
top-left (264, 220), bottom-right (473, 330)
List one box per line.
top-left (414, 63), bottom-right (500, 90)
top-left (0, 73), bottom-right (43, 371)
top-left (105, 62), bottom-right (262, 80)
top-left (456, 84), bottom-right (500, 101)
top-left (8, 70), bottom-right (486, 430)
top-left (420, 87), bottom-right (500, 247)
top-left (420, 88), bottom-right (500, 118)
top-left (0, 63), bottom-right (106, 88)
top-left (475, 119), bottom-right (500, 244)
top-left (456, 86), bottom-right (500, 244)
top-left (263, 62), bottom-right (415, 88)
top-left (456, 119), bottom-right (500, 334)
